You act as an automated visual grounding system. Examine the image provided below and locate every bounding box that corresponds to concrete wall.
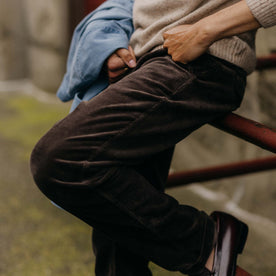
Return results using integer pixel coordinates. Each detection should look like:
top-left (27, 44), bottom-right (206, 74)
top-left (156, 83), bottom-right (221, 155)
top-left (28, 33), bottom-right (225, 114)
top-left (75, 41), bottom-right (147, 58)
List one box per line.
top-left (24, 0), bottom-right (69, 92)
top-left (0, 0), bottom-right (28, 79)
top-left (0, 0), bottom-right (69, 92)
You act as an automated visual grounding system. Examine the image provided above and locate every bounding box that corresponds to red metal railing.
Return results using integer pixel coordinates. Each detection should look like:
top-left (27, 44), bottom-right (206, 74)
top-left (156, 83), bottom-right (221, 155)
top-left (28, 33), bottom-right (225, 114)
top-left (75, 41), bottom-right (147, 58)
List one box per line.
top-left (68, 0), bottom-right (106, 38)
top-left (167, 54), bottom-right (276, 187)
top-left (256, 53), bottom-right (276, 70)
top-left (84, 0), bottom-right (105, 14)
top-left (167, 156), bottom-right (276, 187)
top-left (211, 113), bottom-right (276, 153)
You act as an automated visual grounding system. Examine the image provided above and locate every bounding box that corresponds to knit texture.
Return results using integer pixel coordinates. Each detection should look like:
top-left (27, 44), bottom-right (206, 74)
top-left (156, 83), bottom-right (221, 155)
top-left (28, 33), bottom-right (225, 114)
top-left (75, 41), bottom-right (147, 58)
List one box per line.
top-left (130, 0), bottom-right (276, 74)
top-left (246, 0), bottom-right (276, 28)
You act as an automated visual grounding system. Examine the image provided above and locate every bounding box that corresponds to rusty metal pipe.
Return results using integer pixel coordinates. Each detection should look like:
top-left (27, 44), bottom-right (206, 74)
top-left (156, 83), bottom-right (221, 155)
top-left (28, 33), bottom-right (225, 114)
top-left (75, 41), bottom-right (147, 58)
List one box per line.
top-left (167, 156), bottom-right (276, 187)
top-left (210, 113), bottom-right (276, 153)
top-left (256, 53), bottom-right (276, 70)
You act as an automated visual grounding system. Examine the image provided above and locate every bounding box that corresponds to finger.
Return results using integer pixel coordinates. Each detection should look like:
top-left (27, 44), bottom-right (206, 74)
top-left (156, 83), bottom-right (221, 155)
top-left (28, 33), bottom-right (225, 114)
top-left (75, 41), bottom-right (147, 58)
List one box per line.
top-left (128, 45), bottom-right (137, 63)
top-left (108, 68), bottom-right (129, 83)
top-left (163, 32), bottom-right (169, 40)
top-left (163, 39), bottom-right (172, 51)
top-left (116, 48), bottom-right (136, 68)
top-left (163, 29), bottom-right (177, 36)
top-left (108, 69), bottom-right (127, 81)
top-left (164, 25), bottom-right (188, 35)
top-left (107, 53), bottom-right (126, 72)
top-left (163, 39), bottom-right (168, 48)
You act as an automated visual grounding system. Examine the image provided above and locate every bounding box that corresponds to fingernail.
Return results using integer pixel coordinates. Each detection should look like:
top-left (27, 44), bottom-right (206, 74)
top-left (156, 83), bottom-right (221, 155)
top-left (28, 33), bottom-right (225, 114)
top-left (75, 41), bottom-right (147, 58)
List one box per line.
top-left (128, 60), bottom-right (136, 68)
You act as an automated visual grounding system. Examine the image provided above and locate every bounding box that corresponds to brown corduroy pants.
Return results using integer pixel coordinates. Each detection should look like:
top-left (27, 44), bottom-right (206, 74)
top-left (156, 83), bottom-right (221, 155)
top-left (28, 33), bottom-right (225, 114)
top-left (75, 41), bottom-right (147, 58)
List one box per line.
top-left (30, 50), bottom-right (246, 275)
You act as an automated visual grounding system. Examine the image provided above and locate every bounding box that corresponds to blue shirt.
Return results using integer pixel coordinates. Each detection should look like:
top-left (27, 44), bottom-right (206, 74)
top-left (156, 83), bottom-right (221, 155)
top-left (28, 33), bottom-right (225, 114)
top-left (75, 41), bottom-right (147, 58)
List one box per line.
top-left (52, 0), bottom-right (134, 210)
top-left (57, 0), bottom-right (134, 112)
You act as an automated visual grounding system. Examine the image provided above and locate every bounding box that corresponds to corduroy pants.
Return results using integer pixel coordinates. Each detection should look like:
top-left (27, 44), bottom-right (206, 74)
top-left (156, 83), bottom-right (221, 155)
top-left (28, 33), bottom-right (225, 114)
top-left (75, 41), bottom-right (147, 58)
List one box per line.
top-left (30, 50), bottom-right (246, 275)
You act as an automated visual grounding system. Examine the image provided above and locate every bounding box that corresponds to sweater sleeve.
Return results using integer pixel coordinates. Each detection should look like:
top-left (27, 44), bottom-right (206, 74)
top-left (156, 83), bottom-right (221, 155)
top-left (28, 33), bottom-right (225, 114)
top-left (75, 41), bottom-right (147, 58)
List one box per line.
top-left (246, 0), bottom-right (276, 28)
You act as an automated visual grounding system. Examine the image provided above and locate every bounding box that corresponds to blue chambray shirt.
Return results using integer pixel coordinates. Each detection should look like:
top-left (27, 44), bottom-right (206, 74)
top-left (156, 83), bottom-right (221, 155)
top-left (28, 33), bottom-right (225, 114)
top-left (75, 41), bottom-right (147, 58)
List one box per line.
top-left (57, 0), bottom-right (134, 112)
top-left (52, 0), bottom-right (134, 211)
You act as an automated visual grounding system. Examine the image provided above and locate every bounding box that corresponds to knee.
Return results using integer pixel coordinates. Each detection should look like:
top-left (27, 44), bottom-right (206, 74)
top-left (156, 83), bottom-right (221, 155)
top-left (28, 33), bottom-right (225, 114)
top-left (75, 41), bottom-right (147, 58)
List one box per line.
top-left (30, 121), bottom-right (96, 200)
top-left (30, 127), bottom-right (66, 198)
top-left (30, 138), bottom-right (53, 194)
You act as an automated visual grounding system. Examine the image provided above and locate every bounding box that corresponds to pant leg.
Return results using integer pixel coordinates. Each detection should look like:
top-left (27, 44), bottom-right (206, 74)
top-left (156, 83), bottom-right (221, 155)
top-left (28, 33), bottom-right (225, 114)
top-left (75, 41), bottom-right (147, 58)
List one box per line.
top-left (92, 229), bottom-right (151, 276)
top-left (30, 50), bottom-right (246, 275)
top-left (92, 147), bottom-right (174, 276)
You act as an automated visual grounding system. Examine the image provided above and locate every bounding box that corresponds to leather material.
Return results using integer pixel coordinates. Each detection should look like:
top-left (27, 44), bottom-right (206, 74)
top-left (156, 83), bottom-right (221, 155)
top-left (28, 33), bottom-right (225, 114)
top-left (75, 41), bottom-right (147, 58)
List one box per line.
top-left (210, 211), bottom-right (248, 276)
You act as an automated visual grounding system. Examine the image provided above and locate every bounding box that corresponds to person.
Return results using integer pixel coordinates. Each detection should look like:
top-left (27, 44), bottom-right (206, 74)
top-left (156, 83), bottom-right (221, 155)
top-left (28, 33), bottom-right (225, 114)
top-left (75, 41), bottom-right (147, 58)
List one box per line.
top-left (30, 0), bottom-right (276, 275)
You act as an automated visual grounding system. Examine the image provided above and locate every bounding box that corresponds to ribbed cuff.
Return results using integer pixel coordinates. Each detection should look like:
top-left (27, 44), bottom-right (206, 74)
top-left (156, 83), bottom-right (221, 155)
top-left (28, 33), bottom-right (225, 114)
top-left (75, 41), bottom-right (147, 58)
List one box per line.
top-left (246, 0), bottom-right (276, 28)
top-left (208, 35), bottom-right (257, 75)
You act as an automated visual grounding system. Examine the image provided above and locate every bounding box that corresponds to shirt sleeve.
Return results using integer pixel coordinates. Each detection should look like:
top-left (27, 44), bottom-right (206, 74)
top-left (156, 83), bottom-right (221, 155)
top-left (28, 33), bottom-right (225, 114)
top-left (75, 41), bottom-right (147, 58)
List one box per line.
top-left (246, 0), bottom-right (276, 28)
top-left (57, 0), bottom-right (134, 102)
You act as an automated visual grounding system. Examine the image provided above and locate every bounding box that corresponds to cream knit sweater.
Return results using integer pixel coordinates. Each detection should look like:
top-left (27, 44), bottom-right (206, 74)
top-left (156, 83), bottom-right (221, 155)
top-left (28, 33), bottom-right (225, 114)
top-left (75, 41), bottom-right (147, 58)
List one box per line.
top-left (130, 0), bottom-right (276, 74)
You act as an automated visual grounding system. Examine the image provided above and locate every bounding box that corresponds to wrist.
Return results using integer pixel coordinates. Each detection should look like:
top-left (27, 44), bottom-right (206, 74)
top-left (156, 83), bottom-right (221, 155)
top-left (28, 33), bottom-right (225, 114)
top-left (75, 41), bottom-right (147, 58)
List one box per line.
top-left (194, 19), bottom-right (219, 47)
top-left (195, 0), bottom-right (261, 43)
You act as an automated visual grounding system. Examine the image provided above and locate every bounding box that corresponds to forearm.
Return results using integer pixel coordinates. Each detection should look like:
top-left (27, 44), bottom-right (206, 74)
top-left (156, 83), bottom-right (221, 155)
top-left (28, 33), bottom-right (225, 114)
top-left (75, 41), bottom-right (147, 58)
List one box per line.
top-left (163, 0), bottom-right (270, 64)
top-left (197, 0), bottom-right (261, 43)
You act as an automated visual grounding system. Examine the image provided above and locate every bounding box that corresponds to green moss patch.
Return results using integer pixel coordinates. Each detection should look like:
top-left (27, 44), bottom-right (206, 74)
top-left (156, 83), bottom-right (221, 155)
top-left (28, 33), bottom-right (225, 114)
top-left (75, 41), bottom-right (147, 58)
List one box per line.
top-left (0, 93), bottom-right (70, 160)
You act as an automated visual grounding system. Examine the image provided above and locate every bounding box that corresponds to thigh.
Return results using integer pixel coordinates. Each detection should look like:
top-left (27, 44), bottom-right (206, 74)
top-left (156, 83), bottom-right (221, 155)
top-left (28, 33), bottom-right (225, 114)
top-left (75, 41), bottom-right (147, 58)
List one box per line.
top-left (36, 52), bottom-right (245, 179)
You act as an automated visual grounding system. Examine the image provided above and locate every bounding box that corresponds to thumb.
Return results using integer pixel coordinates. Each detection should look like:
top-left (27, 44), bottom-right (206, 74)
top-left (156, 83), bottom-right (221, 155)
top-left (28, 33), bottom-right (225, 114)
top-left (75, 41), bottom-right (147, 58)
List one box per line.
top-left (116, 47), bottom-right (137, 68)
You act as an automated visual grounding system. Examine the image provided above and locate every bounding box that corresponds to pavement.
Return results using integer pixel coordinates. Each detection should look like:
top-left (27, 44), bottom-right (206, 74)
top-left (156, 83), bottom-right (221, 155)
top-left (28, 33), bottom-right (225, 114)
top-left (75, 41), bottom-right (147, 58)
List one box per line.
top-left (0, 84), bottom-right (275, 276)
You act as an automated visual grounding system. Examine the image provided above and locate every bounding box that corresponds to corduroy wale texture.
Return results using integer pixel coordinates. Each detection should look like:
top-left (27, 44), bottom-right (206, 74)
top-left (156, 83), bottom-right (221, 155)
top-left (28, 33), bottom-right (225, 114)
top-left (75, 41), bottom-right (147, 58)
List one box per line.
top-left (31, 50), bottom-right (246, 275)
top-left (130, 0), bottom-right (276, 74)
top-left (30, 1), bottom-right (276, 275)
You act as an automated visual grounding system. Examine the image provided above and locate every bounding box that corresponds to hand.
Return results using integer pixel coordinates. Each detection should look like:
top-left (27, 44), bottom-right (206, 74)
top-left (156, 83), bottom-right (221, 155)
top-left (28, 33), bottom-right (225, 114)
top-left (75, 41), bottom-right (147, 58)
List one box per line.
top-left (163, 0), bottom-right (260, 64)
top-left (106, 46), bottom-right (136, 83)
top-left (163, 23), bottom-right (214, 64)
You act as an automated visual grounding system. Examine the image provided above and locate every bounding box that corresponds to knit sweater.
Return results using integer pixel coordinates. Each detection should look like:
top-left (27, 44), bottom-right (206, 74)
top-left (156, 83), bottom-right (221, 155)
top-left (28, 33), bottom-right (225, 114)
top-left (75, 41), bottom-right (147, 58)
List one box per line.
top-left (130, 0), bottom-right (276, 74)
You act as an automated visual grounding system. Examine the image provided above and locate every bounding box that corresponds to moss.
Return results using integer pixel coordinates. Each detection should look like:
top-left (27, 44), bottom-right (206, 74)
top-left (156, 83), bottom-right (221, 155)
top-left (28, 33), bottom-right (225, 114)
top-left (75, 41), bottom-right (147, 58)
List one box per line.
top-left (0, 94), bottom-right (70, 160)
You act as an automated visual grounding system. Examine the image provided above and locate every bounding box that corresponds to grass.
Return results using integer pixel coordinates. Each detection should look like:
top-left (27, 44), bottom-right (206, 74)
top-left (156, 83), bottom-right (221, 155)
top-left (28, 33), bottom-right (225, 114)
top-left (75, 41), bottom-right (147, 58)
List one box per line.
top-left (0, 94), bottom-right (70, 160)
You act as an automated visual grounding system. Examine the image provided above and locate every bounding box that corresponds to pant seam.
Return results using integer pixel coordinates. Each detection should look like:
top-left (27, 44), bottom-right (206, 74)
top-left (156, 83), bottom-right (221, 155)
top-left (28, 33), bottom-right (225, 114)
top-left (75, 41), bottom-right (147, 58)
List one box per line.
top-left (82, 98), bottom-right (167, 168)
top-left (81, 75), bottom-right (198, 173)
top-left (172, 74), bottom-right (197, 96)
top-left (81, 57), bottom-right (198, 169)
